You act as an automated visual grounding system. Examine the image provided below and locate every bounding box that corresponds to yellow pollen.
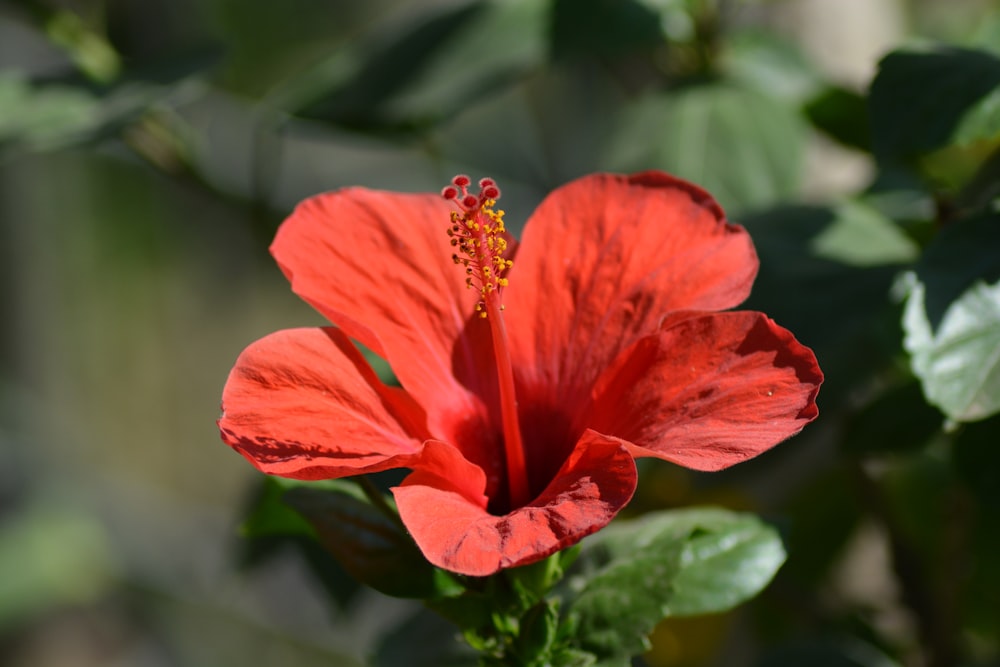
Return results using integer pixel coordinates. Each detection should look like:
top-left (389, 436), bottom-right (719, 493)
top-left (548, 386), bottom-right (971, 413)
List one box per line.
top-left (442, 177), bottom-right (514, 318)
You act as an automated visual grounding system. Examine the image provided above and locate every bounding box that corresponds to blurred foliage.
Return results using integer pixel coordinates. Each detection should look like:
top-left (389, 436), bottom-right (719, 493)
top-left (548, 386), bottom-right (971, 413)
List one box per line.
top-left (3, 0), bottom-right (1000, 665)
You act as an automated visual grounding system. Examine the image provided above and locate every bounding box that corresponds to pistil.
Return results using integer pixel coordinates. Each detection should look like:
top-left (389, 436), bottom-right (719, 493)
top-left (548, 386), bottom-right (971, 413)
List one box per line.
top-left (442, 176), bottom-right (531, 509)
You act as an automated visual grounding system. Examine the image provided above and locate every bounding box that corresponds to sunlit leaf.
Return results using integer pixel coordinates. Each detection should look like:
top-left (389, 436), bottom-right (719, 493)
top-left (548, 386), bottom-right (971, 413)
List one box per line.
top-left (902, 212), bottom-right (1000, 422)
top-left (903, 276), bottom-right (1000, 421)
top-left (565, 508), bottom-right (785, 660)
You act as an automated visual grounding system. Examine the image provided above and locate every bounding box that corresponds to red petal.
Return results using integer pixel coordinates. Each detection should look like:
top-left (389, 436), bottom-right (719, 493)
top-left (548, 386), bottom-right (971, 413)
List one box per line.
top-left (505, 171), bottom-right (758, 404)
top-left (393, 433), bottom-right (637, 576)
top-left (219, 327), bottom-right (429, 479)
top-left (270, 188), bottom-right (497, 447)
top-left (588, 311), bottom-right (822, 471)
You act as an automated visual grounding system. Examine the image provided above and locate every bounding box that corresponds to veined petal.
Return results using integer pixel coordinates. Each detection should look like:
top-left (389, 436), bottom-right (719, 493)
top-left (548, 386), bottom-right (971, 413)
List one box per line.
top-left (505, 171), bottom-right (758, 403)
top-left (219, 327), bottom-right (429, 479)
top-left (588, 311), bottom-right (822, 471)
top-left (393, 433), bottom-right (637, 576)
top-left (270, 188), bottom-right (496, 445)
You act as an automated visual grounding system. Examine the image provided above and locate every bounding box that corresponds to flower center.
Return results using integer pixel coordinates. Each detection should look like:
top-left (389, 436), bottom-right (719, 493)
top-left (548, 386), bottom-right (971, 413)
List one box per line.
top-left (442, 176), bottom-right (530, 509)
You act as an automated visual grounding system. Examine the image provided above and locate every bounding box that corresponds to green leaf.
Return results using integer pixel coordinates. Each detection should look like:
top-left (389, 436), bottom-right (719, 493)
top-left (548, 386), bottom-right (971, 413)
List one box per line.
top-left (902, 212), bottom-right (1000, 422)
top-left (565, 508), bottom-right (785, 660)
top-left (810, 200), bottom-right (920, 267)
top-left (0, 73), bottom-right (100, 152)
top-left (45, 9), bottom-right (121, 83)
top-left (903, 275), bottom-right (1000, 422)
top-left (780, 466), bottom-right (863, 586)
top-left (805, 86), bottom-right (871, 151)
top-left (842, 382), bottom-right (944, 455)
top-left (551, 0), bottom-right (665, 61)
top-left (869, 45), bottom-right (1000, 161)
top-left (384, 0), bottom-right (547, 122)
top-left (952, 414), bottom-right (1000, 507)
top-left (292, 2), bottom-right (487, 127)
top-left (282, 482), bottom-right (461, 600)
top-left (723, 31), bottom-right (824, 104)
top-left (513, 600), bottom-right (560, 664)
top-left (240, 476), bottom-right (317, 539)
top-left (953, 86), bottom-right (1000, 145)
top-left (610, 84), bottom-right (806, 215)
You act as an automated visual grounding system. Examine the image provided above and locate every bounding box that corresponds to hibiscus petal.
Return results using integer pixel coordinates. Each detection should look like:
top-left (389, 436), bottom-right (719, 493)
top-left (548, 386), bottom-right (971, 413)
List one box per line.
top-left (505, 171), bottom-right (758, 403)
top-left (219, 327), bottom-right (429, 479)
top-left (393, 434), bottom-right (637, 576)
top-left (269, 188), bottom-right (496, 442)
top-left (588, 311), bottom-right (822, 471)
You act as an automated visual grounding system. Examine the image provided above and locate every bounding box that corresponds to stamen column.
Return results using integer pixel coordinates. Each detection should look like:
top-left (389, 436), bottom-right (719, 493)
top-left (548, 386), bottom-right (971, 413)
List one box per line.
top-left (443, 176), bottom-right (531, 509)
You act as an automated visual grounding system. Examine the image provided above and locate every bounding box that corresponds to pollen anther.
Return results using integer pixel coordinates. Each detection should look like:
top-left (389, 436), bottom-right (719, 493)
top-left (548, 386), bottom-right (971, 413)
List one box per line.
top-left (441, 175), bottom-right (514, 318)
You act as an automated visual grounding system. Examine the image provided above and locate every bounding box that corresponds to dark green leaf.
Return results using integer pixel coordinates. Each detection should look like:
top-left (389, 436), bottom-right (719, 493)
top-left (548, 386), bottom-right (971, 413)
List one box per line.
top-left (293, 2), bottom-right (486, 127)
top-left (383, 0), bottom-right (547, 123)
top-left (283, 482), bottom-right (461, 599)
top-left (240, 476), bottom-right (316, 539)
top-left (806, 86), bottom-right (872, 151)
top-left (757, 638), bottom-right (901, 667)
top-left (912, 211), bottom-right (1000, 328)
top-left (842, 382), bottom-right (944, 455)
top-left (869, 46), bottom-right (1000, 161)
top-left (780, 466), bottom-right (863, 585)
top-left (565, 508), bottom-right (785, 660)
top-left (551, 0), bottom-right (664, 61)
top-left (952, 414), bottom-right (1000, 507)
top-left (513, 600), bottom-right (560, 664)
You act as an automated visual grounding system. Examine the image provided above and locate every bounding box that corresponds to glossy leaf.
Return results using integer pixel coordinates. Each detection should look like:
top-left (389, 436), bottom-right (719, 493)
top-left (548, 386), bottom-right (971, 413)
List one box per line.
top-left (902, 212), bottom-right (1000, 422)
top-left (903, 276), bottom-right (1000, 421)
top-left (565, 508), bottom-right (785, 660)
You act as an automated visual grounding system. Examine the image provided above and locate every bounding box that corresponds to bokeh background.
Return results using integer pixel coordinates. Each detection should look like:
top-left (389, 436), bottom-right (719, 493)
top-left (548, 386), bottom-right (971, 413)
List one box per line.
top-left (2, 0), bottom-right (999, 665)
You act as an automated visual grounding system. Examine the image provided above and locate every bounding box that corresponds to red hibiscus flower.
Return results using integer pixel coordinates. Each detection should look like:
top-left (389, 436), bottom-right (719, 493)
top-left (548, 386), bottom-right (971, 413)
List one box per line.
top-left (219, 171), bottom-right (822, 577)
